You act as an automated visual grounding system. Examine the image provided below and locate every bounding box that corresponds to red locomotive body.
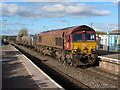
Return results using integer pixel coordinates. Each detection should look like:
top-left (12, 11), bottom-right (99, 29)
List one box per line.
top-left (35, 25), bottom-right (98, 66)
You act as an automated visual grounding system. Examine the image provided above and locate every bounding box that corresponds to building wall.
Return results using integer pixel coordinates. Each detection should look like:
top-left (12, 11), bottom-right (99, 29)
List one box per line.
top-left (97, 34), bottom-right (120, 51)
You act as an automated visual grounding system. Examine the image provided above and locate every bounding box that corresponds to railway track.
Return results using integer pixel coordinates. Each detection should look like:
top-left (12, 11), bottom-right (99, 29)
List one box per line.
top-left (89, 67), bottom-right (118, 78)
top-left (12, 43), bottom-right (92, 89)
top-left (11, 43), bottom-right (119, 88)
top-left (78, 68), bottom-right (118, 87)
top-left (63, 62), bottom-right (118, 87)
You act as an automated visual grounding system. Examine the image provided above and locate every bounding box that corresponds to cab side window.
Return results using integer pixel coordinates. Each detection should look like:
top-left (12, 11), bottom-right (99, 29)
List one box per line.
top-left (66, 35), bottom-right (70, 42)
top-left (39, 36), bottom-right (42, 42)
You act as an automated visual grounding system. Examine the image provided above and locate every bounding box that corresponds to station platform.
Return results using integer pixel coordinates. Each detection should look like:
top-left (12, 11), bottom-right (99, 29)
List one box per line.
top-left (2, 45), bottom-right (63, 89)
top-left (96, 49), bottom-right (120, 60)
top-left (96, 49), bottom-right (120, 72)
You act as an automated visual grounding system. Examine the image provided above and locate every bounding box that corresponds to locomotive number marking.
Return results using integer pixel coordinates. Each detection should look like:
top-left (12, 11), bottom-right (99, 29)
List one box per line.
top-left (82, 44), bottom-right (86, 47)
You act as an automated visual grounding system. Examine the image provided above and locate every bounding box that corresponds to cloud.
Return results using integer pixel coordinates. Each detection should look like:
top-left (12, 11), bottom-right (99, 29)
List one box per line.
top-left (43, 4), bottom-right (65, 12)
top-left (104, 2), bottom-right (118, 6)
top-left (2, 0), bottom-right (120, 2)
top-left (2, 22), bottom-right (34, 26)
top-left (1, 3), bottom-right (112, 18)
top-left (58, 20), bottom-right (68, 22)
top-left (3, 0), bottom-right (66, 2)
top-left (2, 3), bottom-right (18, 17)
top-left (2, 28), bottom-right (41, 35)
top-left (2, 28), bottom-right (19, 35)
top-left (112, 2), bottom-right (118, 6)
top-left (93, 23), bottom-right (118, 32)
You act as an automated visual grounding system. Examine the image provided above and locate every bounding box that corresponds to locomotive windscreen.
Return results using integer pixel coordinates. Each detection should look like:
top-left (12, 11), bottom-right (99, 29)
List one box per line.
top-left (85, 33), bottom-right (95, 41)
top-left (72, 33), bottom-right (83, 42)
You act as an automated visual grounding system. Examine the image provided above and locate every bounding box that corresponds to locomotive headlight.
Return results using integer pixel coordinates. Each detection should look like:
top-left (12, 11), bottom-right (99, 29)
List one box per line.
top-left (90, 46), bottom-right (95, 52)
top-left (73, 49), bottom-right (77, 52)
top-left (73, 48), bottom-right (80, 52)
top-left (91, 49), bottom-right (95, 51)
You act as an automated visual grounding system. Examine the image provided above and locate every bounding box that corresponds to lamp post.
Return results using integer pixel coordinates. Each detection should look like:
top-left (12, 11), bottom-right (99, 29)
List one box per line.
top-left (59, 20), bottom-right (70, 27)
top-left (67, 21), bottom-right (70, 27)
top-left (90, 22), bottom-right (93, 28)
top-left (43, 26), bottom-right (46, 32)
top-left (107, 31), bottom-right (109, 51)
top-left (0, 19), bottom-right (7, 48)
top-left (0, 21), bottom-right (1, 48)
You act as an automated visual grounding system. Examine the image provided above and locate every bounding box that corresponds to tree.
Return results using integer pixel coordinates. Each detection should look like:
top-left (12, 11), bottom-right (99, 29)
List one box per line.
top-left (96, 31), bottom-right (105, 35)
top-left (18, 28), bottom-right (28, 36)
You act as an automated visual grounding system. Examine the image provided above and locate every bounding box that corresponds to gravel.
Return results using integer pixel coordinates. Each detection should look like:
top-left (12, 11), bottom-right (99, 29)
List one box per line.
top-left (15, 44), bottom-right (118, 88)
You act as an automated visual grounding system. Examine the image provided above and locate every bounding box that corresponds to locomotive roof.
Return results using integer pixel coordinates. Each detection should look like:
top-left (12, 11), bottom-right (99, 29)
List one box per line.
top-left (37, 25), bottom-right (95, 36)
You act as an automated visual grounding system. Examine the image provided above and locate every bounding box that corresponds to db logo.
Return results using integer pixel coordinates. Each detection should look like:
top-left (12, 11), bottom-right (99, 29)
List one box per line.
top-left (82, 44), bottom-right (86, 47)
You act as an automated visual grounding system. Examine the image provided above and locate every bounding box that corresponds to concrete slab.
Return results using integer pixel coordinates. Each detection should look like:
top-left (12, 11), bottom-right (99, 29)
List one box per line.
top-left (96, 50), bottom-right (120, 60)
top-left (2, 45), bottom-right (40, 89)
top-left (2, 45), bottom-right (63, 90)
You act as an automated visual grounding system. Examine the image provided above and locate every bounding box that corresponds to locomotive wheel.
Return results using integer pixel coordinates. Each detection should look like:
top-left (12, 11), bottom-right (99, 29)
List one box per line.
top-left (80, 56), bottom-right (88, 64)
top-left (51, 51), bottom-right (56, 58)
top-left (61, 55), bottom-right (66, 62)
top-left (87, 55), bottom-right (96, 65)
top-left (63, 60), bottom-right (66, 64)
top-left (67, 59), bottom-right (74, 66)
top-left (63, 57), bottom-right (67, 64)
top-left (72, 55), bottom-right (83, 66)
top-left (72, 55), bottom-right (94, 66)
top-left (67, 58), bottom-right (72, 64)
top-left (70, 61), bottom-right (73, 66)
top-left (59, 56), bottom-right (62, 61)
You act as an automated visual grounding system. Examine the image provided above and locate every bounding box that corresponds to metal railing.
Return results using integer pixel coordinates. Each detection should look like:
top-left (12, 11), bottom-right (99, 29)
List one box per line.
top-left (97, 44), bottom-right (120, 51)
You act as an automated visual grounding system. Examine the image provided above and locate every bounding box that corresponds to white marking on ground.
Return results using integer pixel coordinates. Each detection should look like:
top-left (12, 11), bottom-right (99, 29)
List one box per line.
top-left (0, 59), bottom-right (12, 61)
top-left (98, 56), bottom-right (120, 63)
top-left (11, 45), bottom-right (64, 89)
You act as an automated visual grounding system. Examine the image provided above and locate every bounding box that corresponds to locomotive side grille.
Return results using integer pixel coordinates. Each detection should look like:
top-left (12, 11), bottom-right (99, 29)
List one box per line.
top-left (55, 38), bottom-right (63, 46)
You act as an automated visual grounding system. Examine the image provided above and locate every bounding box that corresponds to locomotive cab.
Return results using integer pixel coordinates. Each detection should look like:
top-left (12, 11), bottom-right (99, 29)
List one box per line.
top-left (64, 25), bottom-right (98, 66)
top-left (71, 30), bottom-right (97, 54)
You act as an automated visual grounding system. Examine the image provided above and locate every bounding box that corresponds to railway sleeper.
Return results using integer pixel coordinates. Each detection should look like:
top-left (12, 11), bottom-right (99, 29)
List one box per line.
top-left (43, 49), bottom-right (52, 56)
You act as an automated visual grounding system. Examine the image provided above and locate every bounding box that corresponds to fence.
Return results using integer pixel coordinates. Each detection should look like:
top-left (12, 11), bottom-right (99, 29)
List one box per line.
top-left (97, 34), bottom-right (120, 51)
top-left (97, 44), bottom-right (120, 51)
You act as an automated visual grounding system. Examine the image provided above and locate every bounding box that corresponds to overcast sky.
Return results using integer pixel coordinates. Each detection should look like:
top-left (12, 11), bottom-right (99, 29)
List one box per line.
top-left (1, 2), bottom-right (118, 35)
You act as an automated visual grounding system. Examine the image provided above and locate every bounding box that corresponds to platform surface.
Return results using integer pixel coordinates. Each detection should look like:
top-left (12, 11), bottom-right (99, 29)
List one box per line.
top-left (2, 45), bottom-right (63, 89)
top-left (96, 49), bottom-right (120, 60)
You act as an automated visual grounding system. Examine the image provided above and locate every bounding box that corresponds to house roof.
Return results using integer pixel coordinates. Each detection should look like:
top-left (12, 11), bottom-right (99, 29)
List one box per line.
top-left (110, 30), bottom-right (120, 35)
